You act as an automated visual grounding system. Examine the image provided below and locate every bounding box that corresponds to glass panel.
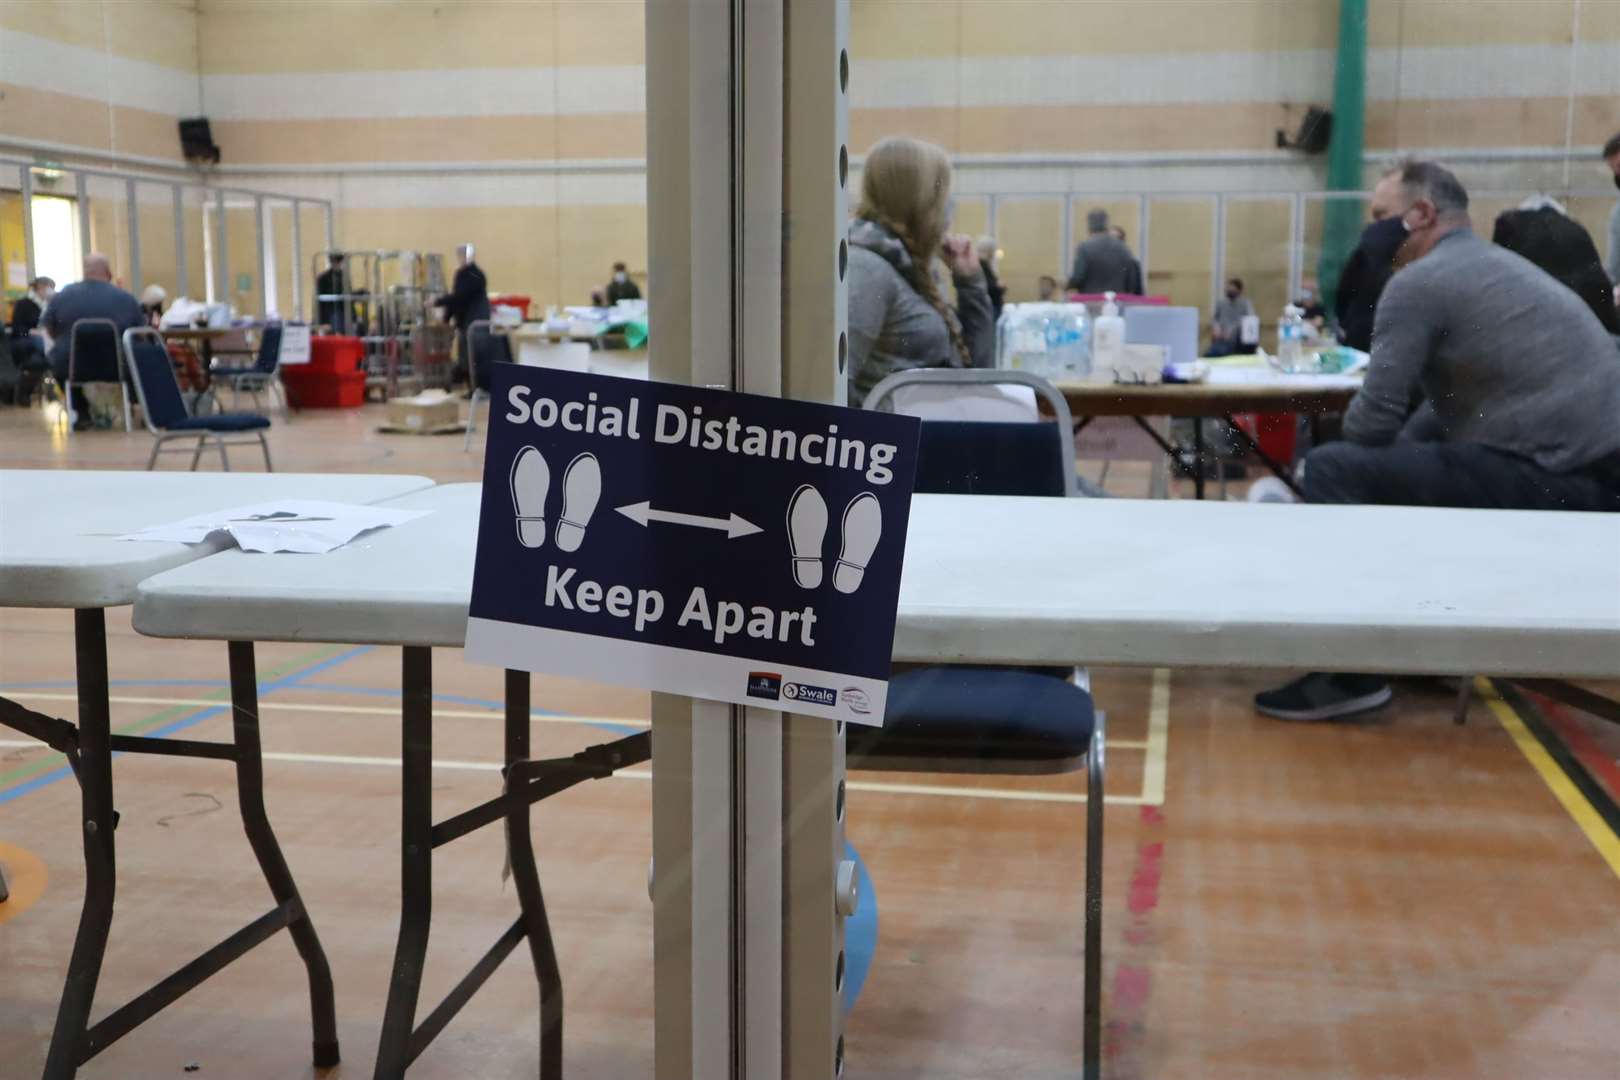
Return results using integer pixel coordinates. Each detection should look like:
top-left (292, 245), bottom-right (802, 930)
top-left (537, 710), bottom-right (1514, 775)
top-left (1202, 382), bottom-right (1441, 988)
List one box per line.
top-left (994, 197), bottom-right (1064, 303)
top-left (136, 182), bottom-right (179, 308)
top-left (1222, 197), bottom-right (1293, 350)
top-left (267, 199), bottom-right (297, 319)
top-left (84, 175), bottom-right (134, 290)
top-left (1144, 196), bottom-right (1215, 335)
top-left (951, 196), bottom-right (989, 241)
top-left (224, 194), bottom-right (263, 317)
top-left (181, 186), bottom-right (210, 303)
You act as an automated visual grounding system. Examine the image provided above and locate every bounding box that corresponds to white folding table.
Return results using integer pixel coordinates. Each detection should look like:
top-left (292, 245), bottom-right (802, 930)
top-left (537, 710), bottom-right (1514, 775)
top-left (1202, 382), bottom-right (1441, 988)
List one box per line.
top-left (0, 469), bottom-right (433, 1080)
top-left (132, 487), bottom-right (1620, 1078)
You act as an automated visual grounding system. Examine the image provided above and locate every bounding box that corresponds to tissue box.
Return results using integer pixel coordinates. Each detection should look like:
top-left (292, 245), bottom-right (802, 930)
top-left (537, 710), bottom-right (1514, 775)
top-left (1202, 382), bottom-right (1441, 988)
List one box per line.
top-left (386, 391), bottom-right (461, 432)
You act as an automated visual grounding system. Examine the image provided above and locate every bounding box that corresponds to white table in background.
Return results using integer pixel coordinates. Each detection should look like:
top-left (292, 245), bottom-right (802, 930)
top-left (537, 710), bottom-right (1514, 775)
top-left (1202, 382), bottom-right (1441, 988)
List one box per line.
top-left (132, 487), bottom-right (1620, 1079)
top-left (0, 469), bottom-right (433, 1080)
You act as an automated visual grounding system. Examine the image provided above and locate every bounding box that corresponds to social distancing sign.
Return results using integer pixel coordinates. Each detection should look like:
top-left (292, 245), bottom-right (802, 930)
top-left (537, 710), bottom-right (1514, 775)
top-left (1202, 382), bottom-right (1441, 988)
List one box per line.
top-left (465, 366), bottom-right (920, 725)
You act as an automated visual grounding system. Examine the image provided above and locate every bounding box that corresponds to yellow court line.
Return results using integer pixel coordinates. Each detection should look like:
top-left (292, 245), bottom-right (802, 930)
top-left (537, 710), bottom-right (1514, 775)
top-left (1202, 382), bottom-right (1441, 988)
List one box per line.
top-left (1137, 668), bottom-right (1171, 806)
top-left (1481, 678), bottom-right (1620, 881)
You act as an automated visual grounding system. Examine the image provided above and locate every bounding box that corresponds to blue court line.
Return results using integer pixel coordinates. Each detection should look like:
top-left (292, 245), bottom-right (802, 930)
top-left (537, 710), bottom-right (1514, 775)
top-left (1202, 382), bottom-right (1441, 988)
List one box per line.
top-left (0, 646), bottom-right (373, 807)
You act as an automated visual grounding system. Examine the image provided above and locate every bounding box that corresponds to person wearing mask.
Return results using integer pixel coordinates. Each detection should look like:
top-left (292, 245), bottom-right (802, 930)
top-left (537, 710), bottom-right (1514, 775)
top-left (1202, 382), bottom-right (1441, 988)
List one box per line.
top-left (1205, 278), bottom-right (1256, 357)
top-left (41, 254), bottom-right (144, 430)
top-left (1335, 165), bottom-right (1425, 351)
top-left (975, 235), bottom-right (1005, 318)
top-left (315, 253), bottom-right (352, 333)
top-left (1604, 131), bottom-right (1620, 303)
top-left (1492, 200), bottom-right (1620, 336)
top-left (1110, 225), bottom-right (1145, 295)
top-left (1037, 275), bottom-right (1061, 302)
top-left (846, 136), bottom-right (993, 406)
top-left (1066, 209), bottom-right (1134, 294)
top-left (1255, 161), bottom-right (1620, 722)
top-left (605, 262), bottom-right (642, 303)
top-left (434, 243), bottom-right (493, 391)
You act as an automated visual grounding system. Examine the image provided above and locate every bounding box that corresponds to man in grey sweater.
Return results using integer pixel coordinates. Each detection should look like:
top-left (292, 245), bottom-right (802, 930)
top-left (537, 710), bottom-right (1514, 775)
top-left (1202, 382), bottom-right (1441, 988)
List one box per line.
top-left (1257, 161), bottom-right (1620, 721)
top-left (1066, 209), bottom-right (1135, 295)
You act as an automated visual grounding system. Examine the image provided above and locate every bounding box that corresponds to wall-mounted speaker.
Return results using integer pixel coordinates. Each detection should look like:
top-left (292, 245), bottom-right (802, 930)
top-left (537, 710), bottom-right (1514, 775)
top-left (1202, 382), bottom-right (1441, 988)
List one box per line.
top-left (1276, 107), bottom-right (1333, 154)
top-left (178, 118), bottom-right (221, 165)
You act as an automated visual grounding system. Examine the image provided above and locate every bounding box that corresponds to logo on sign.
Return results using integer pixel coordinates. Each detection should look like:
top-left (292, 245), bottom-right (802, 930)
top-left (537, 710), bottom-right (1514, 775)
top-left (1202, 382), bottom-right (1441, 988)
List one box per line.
top-left (783, 681), bottom-right (837, 707)
top-left (841, 687), bottom-right (872, 715)
top-left (746, 672), bottom-right (783, 701)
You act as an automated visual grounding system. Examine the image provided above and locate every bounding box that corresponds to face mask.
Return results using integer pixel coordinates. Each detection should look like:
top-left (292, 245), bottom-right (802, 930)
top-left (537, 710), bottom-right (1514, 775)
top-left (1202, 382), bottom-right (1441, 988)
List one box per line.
top-left (614, 272), bottom-right (627, 283)
top-left (1358, 214), bottom-right (1409, 267)
top-left (1225, 289), bottom-right (1239, 300)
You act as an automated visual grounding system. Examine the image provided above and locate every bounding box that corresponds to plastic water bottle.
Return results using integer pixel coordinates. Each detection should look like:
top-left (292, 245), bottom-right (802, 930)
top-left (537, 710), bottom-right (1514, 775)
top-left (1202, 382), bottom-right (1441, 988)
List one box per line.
top-left (1046, 304), bottom-right (1090, 378)
top-left (1277, 304), bottom-right (1307, 372)
top-left (1092, 292), bottom-right (1125, 375)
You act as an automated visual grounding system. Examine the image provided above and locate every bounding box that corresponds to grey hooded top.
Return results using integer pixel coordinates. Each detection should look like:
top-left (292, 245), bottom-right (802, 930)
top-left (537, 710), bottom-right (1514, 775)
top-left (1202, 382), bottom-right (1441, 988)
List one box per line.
top-left (846, 217), bottom-right (995, 406)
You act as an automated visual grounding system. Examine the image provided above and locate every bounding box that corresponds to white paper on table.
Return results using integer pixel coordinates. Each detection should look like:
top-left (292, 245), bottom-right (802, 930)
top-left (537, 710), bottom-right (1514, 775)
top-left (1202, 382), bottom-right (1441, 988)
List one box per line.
top-left (1208, 366), bottom-right (1364, 390)
top-left (116, 500), bottom-right (431, 554)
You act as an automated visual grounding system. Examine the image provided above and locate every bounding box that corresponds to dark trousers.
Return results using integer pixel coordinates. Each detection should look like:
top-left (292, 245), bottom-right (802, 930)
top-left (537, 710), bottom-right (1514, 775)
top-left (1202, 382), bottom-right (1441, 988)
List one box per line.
top-left (1304, 440), bottom-right (1620, 513)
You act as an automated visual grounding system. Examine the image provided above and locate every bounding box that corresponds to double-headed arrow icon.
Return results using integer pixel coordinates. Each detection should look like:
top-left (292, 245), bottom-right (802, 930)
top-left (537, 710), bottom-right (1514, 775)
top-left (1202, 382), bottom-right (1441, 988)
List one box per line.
top-left (615, 501), bottom-right (763, 539)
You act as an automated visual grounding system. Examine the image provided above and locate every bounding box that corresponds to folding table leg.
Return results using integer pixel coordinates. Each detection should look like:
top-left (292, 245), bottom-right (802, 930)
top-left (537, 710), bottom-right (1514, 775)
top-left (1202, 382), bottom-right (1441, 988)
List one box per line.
top-left (42, 609), bottom-right (117, 1080)
top-left (375, 646), bottom-right (435, 1079)
top-left (227, 642), bottom-right (341, 1068)
top-left (503, 669), bottom-right (565, 1076)
top-left (1083, 711), bottom-right (1106, 1080)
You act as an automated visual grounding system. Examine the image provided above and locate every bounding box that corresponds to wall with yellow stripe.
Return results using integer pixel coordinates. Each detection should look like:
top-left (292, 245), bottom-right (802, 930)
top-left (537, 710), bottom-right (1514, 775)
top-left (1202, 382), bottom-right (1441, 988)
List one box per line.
top-left (3, 0), bottom-right (1617, 312)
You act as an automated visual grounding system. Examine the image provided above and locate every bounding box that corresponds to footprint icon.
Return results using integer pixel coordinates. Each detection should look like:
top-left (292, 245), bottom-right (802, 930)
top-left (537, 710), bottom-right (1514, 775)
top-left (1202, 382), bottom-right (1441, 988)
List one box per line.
top-left (786, 484), bottom-right (828, 589)
top-left (832, 492), bottom-right (881, 595)
top-left (556, 453), bottom-right (602, 553)
top-left (510, 445), bottom-right (550, 548)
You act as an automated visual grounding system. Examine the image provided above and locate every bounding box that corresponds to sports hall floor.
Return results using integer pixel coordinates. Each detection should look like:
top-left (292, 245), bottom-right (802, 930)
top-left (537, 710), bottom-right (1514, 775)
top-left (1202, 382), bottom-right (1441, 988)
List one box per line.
top-left (2, 403), bottom-right (1617, 1079)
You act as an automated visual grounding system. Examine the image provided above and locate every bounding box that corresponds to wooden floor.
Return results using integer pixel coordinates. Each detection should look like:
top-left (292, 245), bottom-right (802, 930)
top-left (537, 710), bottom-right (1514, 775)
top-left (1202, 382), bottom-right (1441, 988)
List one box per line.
top-left (2, 402), bottom-right (1618, 1079)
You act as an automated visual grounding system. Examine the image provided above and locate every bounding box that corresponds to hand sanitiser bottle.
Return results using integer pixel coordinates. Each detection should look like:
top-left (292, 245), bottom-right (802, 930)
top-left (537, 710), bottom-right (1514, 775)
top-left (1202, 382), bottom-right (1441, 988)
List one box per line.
top-left (1092, 291), bottom-right (1125, 375)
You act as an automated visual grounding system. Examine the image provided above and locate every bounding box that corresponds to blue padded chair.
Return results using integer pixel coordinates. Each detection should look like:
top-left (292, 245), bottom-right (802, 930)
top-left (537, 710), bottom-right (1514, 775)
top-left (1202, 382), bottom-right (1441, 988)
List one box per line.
top-left (66, 317), bottom-right (133, 433)
top-left (210, 323), bottom-right (288, 415)
top-left (124, 328), bottom-right (273, 471)
top-left (862, 368), bottom-right (1105, 1080)
top-left (462, 318), bottom-right (516, 452)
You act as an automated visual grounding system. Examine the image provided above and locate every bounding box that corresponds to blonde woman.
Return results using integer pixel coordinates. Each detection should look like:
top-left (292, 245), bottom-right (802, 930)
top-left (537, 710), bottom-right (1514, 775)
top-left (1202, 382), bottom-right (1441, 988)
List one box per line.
top-left (847, 137), bottom-right (993, 405)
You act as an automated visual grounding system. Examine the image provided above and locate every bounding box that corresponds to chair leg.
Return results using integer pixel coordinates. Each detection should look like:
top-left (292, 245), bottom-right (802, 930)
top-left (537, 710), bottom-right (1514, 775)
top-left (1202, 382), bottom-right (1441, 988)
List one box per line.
top-left (147, 437), bottom-right (163, 471)
top-left (259, 431), bottom-right (273, 472)
top-left (120, 386), bottom-right (132, 432)
top-left (0, 862), bottom-right (10, 902)
top-left (1454, 677), bottom-right (1473, 726)
top-left (1083, 710), bottom-right (1105, 1080)
top-left (64, 379), bottom-right (75, 434)
top-left (189, 435), bottom-right (208, 471)
top-left (462, 391), bottom-right (482, 452)
top-left (217, 434), bottom-right (232, 472)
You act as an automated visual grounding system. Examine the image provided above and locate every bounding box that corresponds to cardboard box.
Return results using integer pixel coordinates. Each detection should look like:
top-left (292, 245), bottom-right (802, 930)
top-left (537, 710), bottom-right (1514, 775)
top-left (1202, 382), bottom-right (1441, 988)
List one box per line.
top-left (386, 391), bottom-right (461, 432)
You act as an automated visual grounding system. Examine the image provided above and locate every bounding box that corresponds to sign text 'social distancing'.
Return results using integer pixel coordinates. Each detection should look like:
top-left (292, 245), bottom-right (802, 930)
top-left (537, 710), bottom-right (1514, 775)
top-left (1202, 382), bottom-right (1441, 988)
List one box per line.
top-left (464, 366), bottom-right (919, 725)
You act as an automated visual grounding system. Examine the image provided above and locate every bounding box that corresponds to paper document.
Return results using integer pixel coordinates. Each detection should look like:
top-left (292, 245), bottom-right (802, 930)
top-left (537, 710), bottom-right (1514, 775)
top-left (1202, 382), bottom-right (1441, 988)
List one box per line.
top-left (118, 499), bottom-right (430, 554)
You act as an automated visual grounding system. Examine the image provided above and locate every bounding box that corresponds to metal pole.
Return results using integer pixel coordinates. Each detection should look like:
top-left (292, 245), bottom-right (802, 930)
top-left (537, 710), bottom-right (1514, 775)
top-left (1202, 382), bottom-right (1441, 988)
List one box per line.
top-left (254, 195), bottom-right (269, 316)
top-left (21, 166), bottom-right (36, 284)
top-left (290, 199), bottom-right (304, 318)
top-left (1137, 192), bottom-right (1150, 282)
top-left (1288, 192), bottom-right (1305, 300)
top-left (126, 179), bottom-right (141, 294)
top-left (75, 172), bottom-right (90, 262)
top-left (214, 189), bottom-right (229, 307)
top-left (1212, 193), bottom-right (1226, 315)
top-left (173, 185), bottom-right (187, 298)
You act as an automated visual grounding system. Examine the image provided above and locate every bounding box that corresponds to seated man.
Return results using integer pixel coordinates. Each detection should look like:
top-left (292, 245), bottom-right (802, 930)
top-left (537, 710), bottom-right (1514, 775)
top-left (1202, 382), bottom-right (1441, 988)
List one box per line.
top-left (1257, 161), bottom-right (1620, 721)
top-left (41, 254), bottom-right (145, 430)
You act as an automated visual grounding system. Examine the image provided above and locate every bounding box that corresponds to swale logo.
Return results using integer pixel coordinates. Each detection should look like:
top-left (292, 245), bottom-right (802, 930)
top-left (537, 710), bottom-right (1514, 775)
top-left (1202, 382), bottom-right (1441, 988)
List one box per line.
top-left (782, 681), bottom-right (837, 708)
top-left (746, 672), bottom-right (782, 701)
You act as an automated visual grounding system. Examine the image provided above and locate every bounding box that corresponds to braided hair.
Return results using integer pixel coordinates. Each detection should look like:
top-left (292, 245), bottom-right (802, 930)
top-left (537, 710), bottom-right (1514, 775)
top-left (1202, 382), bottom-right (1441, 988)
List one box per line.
top-left (858, 137), bottom-right (973, 368)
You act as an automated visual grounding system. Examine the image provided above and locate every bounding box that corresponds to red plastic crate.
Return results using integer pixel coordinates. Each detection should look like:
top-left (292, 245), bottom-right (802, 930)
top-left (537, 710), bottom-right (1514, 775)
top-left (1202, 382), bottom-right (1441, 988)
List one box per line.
top-left (490, 294), bottom-right (532, 320)
top-left (284, 369), bottom-right (366, 409)
top-left (307, 335), bottom-right (365, 374)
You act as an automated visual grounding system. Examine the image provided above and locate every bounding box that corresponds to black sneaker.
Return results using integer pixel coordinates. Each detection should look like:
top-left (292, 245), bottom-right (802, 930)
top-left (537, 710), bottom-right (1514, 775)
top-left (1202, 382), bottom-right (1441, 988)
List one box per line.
top-left (1254, 672), bottom-right (1393, 721)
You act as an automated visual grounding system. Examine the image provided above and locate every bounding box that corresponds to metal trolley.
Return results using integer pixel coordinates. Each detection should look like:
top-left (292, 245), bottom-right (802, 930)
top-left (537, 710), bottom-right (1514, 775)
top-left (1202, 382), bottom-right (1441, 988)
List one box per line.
top-left (310, 249), bottom-right (454, 399)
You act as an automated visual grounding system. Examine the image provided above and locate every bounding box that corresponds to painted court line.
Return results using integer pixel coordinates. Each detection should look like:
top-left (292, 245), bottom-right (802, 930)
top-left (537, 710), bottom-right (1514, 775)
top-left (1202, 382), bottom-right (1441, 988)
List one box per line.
top-left (0, 693), bottom-right (1153, 750)
top-left (0, 742), bottom-right (1145, 806)
top-left (1140, 668), bottom-right (1171, 805)
top-left (1483, 679), bottom-right (1620, 881)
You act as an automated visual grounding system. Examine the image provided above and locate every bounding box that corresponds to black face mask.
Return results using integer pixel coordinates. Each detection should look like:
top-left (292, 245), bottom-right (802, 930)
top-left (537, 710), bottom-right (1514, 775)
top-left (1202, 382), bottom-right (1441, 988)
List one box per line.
top-left (1357, 214), bottom-right (1408, 267)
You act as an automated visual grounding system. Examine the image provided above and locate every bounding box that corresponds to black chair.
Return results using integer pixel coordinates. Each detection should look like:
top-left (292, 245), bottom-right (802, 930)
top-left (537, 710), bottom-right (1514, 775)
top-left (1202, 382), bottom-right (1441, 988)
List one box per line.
top-left (66, 317), bottom-right (133, 432)
top-left (462, 318), bottom-right (516, 451)
top-left (862, 368), bottom-right (1105, 1079)
top-left (210, 323), bottom-right (288, 414)
top-left (124, 328), bottom-right (273, 471)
